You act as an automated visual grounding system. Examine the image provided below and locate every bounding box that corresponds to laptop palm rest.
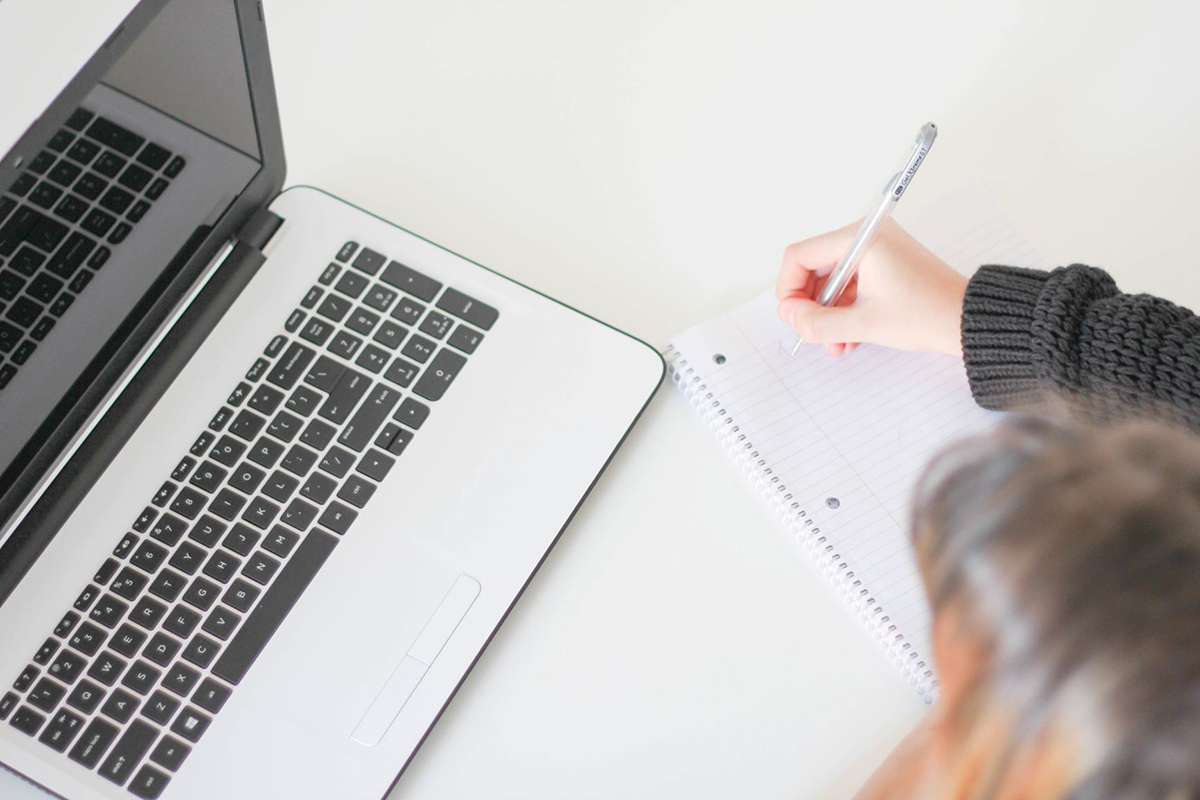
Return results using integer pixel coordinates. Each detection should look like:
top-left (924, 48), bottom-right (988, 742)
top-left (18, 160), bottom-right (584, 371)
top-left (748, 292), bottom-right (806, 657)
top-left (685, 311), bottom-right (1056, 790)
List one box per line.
top-left (351, 574), bottom-right (481, 746)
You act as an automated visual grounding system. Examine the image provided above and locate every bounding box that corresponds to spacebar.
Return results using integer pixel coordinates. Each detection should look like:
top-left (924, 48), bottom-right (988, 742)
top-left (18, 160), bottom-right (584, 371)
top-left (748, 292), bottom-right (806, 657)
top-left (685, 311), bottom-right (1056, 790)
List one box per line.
top-left (212, 529), bottom-right (338, 685)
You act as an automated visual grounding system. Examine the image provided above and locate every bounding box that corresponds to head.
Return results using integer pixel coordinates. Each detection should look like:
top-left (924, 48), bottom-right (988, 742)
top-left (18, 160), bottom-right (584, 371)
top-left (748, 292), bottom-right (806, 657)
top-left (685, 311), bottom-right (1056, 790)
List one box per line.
top-left (903, 417), bottom-right (1200, 800)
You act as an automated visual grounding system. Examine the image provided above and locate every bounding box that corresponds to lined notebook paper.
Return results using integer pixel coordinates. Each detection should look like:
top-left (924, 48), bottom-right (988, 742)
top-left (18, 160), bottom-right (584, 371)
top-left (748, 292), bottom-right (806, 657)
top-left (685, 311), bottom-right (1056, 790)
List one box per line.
top-left (667, 207), bottom-right (1039, 700)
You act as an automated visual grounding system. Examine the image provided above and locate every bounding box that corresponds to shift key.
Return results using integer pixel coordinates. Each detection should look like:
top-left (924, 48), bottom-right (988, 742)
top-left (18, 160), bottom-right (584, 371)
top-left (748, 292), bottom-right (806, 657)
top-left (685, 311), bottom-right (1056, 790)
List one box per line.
top-left (267, 342), bottom-right (316, 390)
top-left (318, 368), bottom-right (372, 424)
top-left (339, 385), bottom-right (401, 452)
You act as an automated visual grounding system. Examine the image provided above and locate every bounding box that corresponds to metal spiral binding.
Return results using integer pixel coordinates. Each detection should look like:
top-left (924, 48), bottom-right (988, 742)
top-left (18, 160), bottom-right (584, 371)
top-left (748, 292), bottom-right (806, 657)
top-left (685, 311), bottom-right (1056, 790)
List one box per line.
top-left (664, 344), bottom-right (937, 703)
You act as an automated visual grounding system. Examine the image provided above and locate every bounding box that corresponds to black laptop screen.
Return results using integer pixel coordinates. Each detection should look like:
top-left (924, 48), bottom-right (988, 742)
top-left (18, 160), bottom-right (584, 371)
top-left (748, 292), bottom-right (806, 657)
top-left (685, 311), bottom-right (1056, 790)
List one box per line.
top-left (0, 0), bottom-right (263, 514)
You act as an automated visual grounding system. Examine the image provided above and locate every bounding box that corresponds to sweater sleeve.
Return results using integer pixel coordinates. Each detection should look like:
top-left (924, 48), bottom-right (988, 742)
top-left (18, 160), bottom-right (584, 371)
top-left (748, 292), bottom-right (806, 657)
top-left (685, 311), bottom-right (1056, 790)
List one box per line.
top-left (961, 264), bottom-right (1200, 427)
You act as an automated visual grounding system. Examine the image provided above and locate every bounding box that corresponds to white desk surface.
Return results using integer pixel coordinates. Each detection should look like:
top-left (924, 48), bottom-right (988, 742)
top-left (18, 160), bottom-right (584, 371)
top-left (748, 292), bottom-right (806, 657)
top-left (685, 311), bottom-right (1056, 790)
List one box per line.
top-left (8, 1), bottom-right (1200, 798)
top-left (263, 2), bottom-right (1200, 798)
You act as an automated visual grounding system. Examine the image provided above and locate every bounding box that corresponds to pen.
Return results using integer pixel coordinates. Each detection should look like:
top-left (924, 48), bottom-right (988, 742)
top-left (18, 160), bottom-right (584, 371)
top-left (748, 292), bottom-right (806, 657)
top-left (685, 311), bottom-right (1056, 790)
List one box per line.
top-left (790, 122), bottom-right (938, 355)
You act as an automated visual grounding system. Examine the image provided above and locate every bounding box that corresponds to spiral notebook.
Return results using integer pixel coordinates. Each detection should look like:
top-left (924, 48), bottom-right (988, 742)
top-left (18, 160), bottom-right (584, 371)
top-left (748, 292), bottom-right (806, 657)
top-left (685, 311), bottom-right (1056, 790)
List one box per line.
top-left (665, 212), bottom-right (1037, 701)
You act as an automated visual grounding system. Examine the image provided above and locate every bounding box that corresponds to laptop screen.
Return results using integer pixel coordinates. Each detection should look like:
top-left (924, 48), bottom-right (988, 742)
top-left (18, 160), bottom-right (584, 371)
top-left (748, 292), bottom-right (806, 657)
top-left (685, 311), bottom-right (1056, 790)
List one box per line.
top-left (0, 0), bottom-right (263, 503)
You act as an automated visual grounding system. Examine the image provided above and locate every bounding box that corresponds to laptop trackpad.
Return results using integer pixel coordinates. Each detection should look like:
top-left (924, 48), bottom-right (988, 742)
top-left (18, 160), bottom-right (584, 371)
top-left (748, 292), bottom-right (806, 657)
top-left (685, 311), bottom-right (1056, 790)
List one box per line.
top-left (351, 574), bottom-right (481, 746)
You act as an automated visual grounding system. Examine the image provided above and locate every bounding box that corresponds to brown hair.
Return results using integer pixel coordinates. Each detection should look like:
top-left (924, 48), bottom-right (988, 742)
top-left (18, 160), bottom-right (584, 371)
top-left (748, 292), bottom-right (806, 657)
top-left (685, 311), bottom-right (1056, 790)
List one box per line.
top-left (911, 416), bottom-right (1200, 799)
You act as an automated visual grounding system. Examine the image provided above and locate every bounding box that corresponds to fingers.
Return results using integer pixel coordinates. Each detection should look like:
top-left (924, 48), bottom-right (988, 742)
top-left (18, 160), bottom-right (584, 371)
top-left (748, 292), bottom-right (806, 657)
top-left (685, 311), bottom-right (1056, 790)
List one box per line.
top-left (777, 295), bottom-right (873, 345)
top-left (776, 222), bottom-right (860, 301)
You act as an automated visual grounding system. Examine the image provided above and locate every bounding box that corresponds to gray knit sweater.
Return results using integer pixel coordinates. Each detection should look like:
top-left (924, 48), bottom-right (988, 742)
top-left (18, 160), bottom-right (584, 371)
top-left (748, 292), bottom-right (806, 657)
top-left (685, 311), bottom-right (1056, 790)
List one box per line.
top-left (962, 265), bottom-right (1200, 426)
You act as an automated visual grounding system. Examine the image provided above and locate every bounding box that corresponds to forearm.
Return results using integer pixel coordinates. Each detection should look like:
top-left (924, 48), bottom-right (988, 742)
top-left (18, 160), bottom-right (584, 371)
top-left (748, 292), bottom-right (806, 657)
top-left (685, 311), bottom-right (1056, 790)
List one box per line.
top-left (961, 265), bottom-right (1200, 427)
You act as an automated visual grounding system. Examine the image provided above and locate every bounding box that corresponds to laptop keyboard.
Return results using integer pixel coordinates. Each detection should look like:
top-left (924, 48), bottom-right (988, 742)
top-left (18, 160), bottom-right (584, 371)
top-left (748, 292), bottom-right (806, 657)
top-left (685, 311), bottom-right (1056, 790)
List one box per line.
top-left (0, 241), bottom-right (496, 798)
top-left (0, 107), bottom-right (186, 391)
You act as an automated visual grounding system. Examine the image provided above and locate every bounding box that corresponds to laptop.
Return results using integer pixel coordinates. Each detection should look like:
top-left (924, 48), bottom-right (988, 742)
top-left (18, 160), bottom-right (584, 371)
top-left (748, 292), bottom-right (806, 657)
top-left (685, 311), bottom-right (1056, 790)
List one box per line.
top-left (0, 1), bottom-right (663, 797)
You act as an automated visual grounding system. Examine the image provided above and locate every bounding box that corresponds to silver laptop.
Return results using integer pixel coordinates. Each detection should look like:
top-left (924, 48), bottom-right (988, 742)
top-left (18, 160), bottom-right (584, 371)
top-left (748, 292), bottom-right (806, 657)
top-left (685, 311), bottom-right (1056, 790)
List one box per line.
top-left (0, 2), bottom-right (663, 797)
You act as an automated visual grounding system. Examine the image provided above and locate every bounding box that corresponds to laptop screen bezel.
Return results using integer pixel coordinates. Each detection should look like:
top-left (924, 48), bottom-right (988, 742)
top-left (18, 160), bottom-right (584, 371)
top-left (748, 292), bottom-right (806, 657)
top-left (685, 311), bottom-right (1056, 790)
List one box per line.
top-left (0, 0), bottom-right (286, 601)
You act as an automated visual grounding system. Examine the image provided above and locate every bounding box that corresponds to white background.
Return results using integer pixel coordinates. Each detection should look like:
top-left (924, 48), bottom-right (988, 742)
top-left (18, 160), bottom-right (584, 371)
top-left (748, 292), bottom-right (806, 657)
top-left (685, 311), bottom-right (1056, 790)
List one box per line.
top-left (258, 2), bottom-right (1200, 798)
top-left (6, 0), bottom-right (1200, 797)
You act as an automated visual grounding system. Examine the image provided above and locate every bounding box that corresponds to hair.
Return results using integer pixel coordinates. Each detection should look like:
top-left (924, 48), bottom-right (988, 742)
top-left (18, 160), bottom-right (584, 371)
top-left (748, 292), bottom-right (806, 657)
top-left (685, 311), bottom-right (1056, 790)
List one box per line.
top-left (911, 415), bottom-right (1200, 800)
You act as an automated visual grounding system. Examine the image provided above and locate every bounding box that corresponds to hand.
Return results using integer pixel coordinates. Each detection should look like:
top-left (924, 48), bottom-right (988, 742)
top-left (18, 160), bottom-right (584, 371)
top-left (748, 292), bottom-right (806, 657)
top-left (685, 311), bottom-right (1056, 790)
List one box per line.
top-left (776, 219), bottom-right (968, 357)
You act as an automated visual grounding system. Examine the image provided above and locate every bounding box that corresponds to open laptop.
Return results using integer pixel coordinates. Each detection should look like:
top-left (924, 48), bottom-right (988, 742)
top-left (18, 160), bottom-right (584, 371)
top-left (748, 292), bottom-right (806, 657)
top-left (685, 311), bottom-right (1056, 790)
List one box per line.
top-left (0, 1), bottom-right (663, 797)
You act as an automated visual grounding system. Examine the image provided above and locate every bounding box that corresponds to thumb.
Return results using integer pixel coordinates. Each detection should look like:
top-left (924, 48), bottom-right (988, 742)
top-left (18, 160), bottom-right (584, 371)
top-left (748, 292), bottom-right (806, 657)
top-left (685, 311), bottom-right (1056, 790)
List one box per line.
top-left (778, 295), bottom-right (870, 345)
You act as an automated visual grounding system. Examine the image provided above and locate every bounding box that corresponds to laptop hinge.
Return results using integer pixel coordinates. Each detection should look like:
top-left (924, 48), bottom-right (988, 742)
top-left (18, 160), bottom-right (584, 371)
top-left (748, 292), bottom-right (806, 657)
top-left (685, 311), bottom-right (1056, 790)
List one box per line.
top-left (237, 207), bottom-right (284, 251)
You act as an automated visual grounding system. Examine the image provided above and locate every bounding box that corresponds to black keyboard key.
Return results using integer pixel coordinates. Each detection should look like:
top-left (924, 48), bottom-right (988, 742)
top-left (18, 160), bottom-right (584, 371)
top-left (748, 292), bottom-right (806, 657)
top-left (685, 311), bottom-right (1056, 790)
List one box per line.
top-left (66, 680), bottom-right (105, 714)
top-left (67, 109), bottom-right (95, 131)
top-left (262, 526), bottom-right (300, 559)
top-left (88, 652), bottom-right (128, 687)
top-left (130, 540), bottom-right (169, 573)
top-left (164, 154), bottom-right (187, 177)
top-left (10, 243), bottom-right (45, 275)
top-left (316, 293), bottom-right (351, 323)
top-left (355, 343), bottom-right (390, 374)
top-left (149, 569), bottom-right (188, 603)
top-left (301, 285), bottom-right (323, 309)
top-left (413, 347), bottom-right (467, 401)
top-left (227, 381), bottom-right (252, 407)
top-left (247, 384), bottom-right (284, 416)
top-left (113, 533), bottom-right (138, 560)
top-left (10, 172), bottom-right (36, 197)
top-left (109, 222), bottom-right (133, 244)
top-left (10, 706), bottom-right (45, 737)
top-left (111, 566), bottom-right (150, 601)
top-left (248, 436), bottom-right (286, 469)
top-left (182, 577), bottom-right (221, 612)
top-left (54, 193), bottom-right (89, 223)
top-left (190, 431), bottom-right (215, 457)
top-left (54, 611), bottom-right (80, 638)
top-left (181, 634), bottom-right (220, 670)
top-left (280, 444), bottom-right (318, 477)
top-left (168, 541), bottom-right (206, 575)
top-left (192, 679), bottom-right (232, 717)
top-left (93, 152), bottom-right (126, 178)
top-left (394, 397), bottom-right (430, 429)
top-left (0, 270), bottom-right (24, 300)
top-left (346, 306), bottom-right (380, 335)
top-left (39, 708), bottom-right (85, 753)
top-left (0, 692), bottom-right (17, 721)
top-left (89, 244), bottom-right (111, 270)
top-left (299, 472), bottom-right (336, 505)
top-left (127, 199), bottom-right (151, 222)
top-left (27, 272), bottom-right (63, 303)
top-left (28, 677), bottom-right (66, 713)
top-left (46, 230), bottom-right (97, 279)
top-left (384, 426), bottom-right (413, 456)
top-left (171, 456), bottom-right (197, 483)
top-left (327, 329), bottom-right (362, 359)
top-left (28, 152), bottom-right (56, 175)
top-left (190, 461), bottom-right (228, 493)
top-left (262, 470), bottom-right (300, 504)
top-left (137, 143), bottom-right (171, 170)
top-left (318, 502), bottom-right (357, 535)
top-left (241, 551), bottom-right (281, 585)
top-left (363, 283), bottom-right (398, 312)
top-left (338, 475), bottom-right (376, 509)
top-left (87, 117), bottom-right (145, 156)
top-left (73, 584), bottom-right (101, 612)
top-left (372, 319), bottom-right (407, 350)
top-left (304, 354), bottom-right (344, 392)
top-left (335, 270), bottom-right (368, 298)
top-left (14, 664), bottom-right (39, 691)
top-left (48, 652), bottom-right (86, 681)
top-left (356, 449), bottom-right (395, 482)
top-left (163, 606), bottom-right (201, 639)
top-left (100, 688), bottom-right (138, 724)
top-left (162, 662), bottom-right (200, 697)
top-left (29, 213), bottom-right (69, 252)
top-left (0, 206), bottom-right (38, 257)
top-left (203, 606), bottom-right (241, 640)
top-left (211, 529), bottom-right (337, 684)
top-left (68, 621), bottom-right (107, 656)
top-left (68, 716), bottom-right (118, 768)
top-left (145, 177), bottom-right (169, 200)
top-left (110, 625), bottom-right (148, 659)
top-left (141, 690), bottom-right (179, 725)
top-left (130, 764), bottom-right (171, 799)
top-left (0, 195), bottom-right (13, 223)
top-left (299, 418), bottom-right (336, 450)
top-left (228, 408), bottom-right (265, 441)
top-left (34, 637), bottom-right (60, 665)
top-left (267, 341), bottom-right (316, 391)
top-left (130, 597), bottom-right (168, 630)
top-left (143, 633), bottom-right (182, 667)
top-left (171, 706), bottom-right (211, 743)
top-left (335, 241), bottom-right (358, 262)
top-left (319, 367), bottom-right (371, 424)
top-left (319, 263), bottom-right (340, 285)
top-left (47, 128), bottom-right (75, 152)
top-left (82, 207), bottom-right (116, 237)
top-left (150, 512), bottom-right (189, 546)
top-left (11, 341), bottom-right (35, 365)
top-left (119, 163), bottom-right (153, 192)
top-left (222, 578), bottom-right (261, 613)
top-left (419, 310), bottom-right (454, 339)
top-left (351, 247), bottom-right (385, 275)
top-left (100, 185), bottom-right (134, 215)
top-left (242, 496), bottom-right (280, 529)
top-left (437, 287), bottom-right (499, 330)
top-left (209, 488), bottom-right (246, 521)
top-left (150, 735), bottom-right (190, 772)
top-left (287, 385), bottom-right (323, 417)
top-left (47, 160), bottom-right (82, 187)
top-left (229, 463), bottom-right (266, 496)
top-left (267, 410), bottom-right (304, 442)
top-left (0, 320), bottom-right (21, 352)
top-left (400, 333), bottom-right (436, 364)
top-left (380, 260), bottom-right (442, 301)
top-left (73, 170), bottom-right (107, 199)
top-left (202, 550), bottom-right (241, 584)
top-left (279, 498), bottom-right (317, 531)
top-left (121, 660), bottom-right (162, 695)
top-left (319, 445), bottom-right (354, 478)
top-left (390, 294), bottom-right (425, 325)
top-left (93, 554), bottom-right (122, 585)
top-left (298, 316), bottom-right (334, 347)
top-left (89, 594), bottom-right (130, 629)
top-left (209, 406), bottom-right (233, 431)
top-left (246, 357), bottom-right (269, 381)
top-left (338, 383), bottom-right (400, 452)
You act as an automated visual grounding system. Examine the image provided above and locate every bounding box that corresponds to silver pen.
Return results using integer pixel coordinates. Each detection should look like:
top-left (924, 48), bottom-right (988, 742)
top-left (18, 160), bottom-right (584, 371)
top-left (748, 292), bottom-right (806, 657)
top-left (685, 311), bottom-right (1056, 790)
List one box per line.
top-left (790, 122), bottom-right (938, 355)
